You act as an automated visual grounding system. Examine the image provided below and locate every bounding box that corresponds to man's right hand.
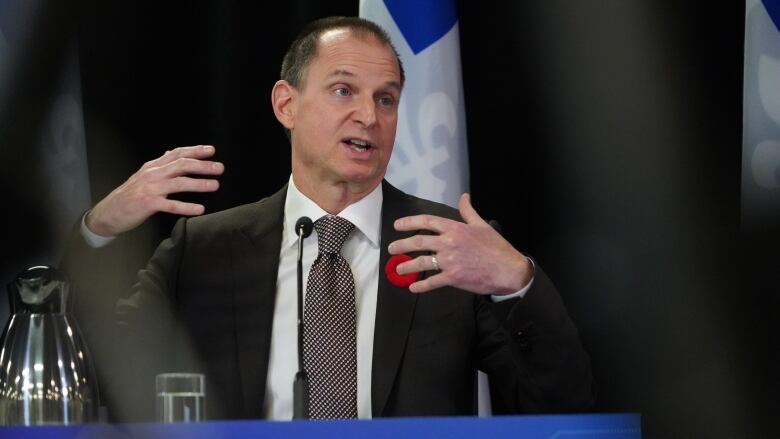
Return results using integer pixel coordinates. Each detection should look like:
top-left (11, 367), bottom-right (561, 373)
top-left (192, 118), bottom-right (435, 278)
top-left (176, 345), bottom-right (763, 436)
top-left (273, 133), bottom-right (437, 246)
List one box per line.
top-left (85, 145), bottom-right (224, 238)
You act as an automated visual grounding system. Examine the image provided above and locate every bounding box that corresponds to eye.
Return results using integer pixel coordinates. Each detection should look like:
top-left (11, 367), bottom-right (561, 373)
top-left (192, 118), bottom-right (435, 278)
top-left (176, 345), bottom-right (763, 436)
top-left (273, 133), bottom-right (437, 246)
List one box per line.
top-left (378, 95), bottom-right (396, 107)
top-left (334, 87), bottom-right (351, 97)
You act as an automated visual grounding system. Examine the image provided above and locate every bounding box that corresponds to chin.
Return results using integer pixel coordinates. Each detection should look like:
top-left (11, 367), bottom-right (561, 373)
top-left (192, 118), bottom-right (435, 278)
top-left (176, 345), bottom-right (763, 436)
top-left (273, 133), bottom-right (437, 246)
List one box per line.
top-left (334, 157), bottom-right (390, 185)
top-left (341, 169), bottom-right (383, 186)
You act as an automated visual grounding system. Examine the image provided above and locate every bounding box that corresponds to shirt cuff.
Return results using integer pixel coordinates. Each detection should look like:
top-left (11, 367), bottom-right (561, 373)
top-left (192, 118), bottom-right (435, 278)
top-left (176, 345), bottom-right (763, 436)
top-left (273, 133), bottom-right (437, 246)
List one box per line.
top-left (80, 211), bottom-right (116, 249)
top-left (490, 256), bottom-right (536, 302)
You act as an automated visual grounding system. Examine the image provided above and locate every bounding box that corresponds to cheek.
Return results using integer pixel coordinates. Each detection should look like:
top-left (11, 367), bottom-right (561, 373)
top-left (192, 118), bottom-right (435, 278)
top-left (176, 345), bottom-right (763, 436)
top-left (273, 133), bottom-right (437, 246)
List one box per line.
top-left (315, 108), bottom-right (350, 136)
top-left (382, 117), bottom-right (398, 146)
top-left (297, 97), bottom-right (332, 130)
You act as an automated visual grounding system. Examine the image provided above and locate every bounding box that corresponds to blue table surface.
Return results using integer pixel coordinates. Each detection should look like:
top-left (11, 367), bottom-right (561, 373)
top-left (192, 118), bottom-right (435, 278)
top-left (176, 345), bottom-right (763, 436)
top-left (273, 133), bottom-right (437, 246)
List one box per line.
top-left (0, 413), bottom-right (641, 438)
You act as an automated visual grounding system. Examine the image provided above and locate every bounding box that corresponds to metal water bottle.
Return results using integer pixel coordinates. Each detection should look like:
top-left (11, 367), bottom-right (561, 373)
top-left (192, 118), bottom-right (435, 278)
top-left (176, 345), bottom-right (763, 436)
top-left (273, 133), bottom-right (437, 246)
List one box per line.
top-left (0, 266), bottom-right (100, 425)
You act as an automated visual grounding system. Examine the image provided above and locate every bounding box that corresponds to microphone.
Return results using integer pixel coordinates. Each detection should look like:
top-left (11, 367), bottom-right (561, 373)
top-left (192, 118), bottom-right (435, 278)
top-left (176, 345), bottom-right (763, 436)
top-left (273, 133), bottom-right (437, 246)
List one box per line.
top-left (293, 216), bottom-right (313, 419)
top-left (296, 216), bottom-right (313, 239)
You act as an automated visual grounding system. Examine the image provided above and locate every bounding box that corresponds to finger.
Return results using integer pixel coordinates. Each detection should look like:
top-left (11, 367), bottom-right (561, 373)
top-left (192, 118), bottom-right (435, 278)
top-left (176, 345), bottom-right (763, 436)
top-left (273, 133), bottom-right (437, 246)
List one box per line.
top-left (143, 145), bottom-right (216, 170)
top-left (151, 177), bottom-right (220, 196)
top-left (458, 193), bottom-right (487, 226)
top-left (149, 157), bottom-right (224, 180)
top-left (408, 272), bottom-right (450, 294)
top-left (388, 234), bottom-right (440, 255)
top-left (151, 198), bottom-right (207, 217)
top-left (395, 254), bottom-right (438, 275)
top-left (394, 214), bottom-right (454, 234)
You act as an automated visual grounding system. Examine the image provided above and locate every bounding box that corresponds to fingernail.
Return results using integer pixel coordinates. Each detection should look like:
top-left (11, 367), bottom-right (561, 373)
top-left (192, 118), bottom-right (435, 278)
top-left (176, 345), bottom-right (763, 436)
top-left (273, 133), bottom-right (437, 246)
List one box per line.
top-left (203, 145), bottom-right (214, 151)
top-left (212, 162), bottom-right (222, 170)
top-left (387, 242), bottom-right (395, 253)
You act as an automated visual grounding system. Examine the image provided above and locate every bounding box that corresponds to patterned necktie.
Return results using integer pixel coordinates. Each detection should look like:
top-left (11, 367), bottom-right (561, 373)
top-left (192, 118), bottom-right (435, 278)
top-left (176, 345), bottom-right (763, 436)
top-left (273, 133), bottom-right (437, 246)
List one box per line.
top-left (303, 215), bottom-right (358, 419)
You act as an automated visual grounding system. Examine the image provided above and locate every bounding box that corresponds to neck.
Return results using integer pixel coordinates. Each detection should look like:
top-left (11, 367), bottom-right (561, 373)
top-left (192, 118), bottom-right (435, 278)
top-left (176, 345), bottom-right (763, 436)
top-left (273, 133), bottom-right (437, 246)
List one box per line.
top-left (292, 171), bottom-right (380, 214)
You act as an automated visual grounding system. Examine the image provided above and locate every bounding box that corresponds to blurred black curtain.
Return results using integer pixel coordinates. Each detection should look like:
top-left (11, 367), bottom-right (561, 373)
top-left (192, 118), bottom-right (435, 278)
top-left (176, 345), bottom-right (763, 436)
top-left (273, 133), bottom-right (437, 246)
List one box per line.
top-left (460, 2), bottom-right (756, 438)
top-left (3, 0), bottom-right (774, 437)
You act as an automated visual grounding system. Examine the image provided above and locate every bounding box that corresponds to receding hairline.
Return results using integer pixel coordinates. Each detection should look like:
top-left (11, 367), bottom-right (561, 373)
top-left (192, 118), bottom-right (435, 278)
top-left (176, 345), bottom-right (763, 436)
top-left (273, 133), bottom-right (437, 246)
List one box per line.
top-left (318, 26), bottom-right (383, 43)
top-left (296, 26), bottom-right (402, 90)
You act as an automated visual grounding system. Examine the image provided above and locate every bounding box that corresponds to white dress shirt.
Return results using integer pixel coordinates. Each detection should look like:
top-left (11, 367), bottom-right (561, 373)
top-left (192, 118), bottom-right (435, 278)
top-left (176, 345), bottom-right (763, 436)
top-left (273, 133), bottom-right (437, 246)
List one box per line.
top-left (263, 176), bottom-right (381, 420)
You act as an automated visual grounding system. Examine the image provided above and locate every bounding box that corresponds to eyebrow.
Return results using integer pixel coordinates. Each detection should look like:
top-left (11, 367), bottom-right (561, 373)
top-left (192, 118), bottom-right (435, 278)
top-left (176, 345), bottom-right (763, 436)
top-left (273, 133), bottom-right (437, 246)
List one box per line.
top-left (327, 69), bottom-right (402, 92)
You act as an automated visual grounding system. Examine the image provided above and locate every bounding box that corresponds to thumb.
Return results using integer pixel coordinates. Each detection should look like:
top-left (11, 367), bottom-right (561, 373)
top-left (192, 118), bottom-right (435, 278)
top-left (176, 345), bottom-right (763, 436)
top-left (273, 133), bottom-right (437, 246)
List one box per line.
top-left (458, 193), bottom-right (486, 225)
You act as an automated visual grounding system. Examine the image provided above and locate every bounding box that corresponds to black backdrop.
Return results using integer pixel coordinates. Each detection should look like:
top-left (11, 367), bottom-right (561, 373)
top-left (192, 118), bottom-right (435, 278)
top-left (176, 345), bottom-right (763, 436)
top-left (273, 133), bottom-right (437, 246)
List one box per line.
top-left (4, 1), bottom-right (778, 437)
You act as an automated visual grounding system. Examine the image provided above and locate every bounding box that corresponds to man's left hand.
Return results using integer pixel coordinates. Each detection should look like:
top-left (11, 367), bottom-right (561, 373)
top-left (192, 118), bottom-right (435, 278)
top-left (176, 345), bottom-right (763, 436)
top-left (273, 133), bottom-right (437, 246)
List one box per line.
top-left (388, 193), bottom-right (533, 295)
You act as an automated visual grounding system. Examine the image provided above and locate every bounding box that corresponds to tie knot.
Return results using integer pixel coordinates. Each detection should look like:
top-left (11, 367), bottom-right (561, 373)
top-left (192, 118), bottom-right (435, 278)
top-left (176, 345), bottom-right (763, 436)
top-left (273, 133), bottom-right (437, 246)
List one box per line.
top-left (314, 216), bottom-right (355, 254)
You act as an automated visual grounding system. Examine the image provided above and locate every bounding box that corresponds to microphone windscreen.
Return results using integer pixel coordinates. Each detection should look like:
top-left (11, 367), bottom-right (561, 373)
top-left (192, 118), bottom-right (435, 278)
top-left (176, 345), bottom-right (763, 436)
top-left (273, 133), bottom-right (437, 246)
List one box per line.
top-left (295, 216), bottom-right (313, 238)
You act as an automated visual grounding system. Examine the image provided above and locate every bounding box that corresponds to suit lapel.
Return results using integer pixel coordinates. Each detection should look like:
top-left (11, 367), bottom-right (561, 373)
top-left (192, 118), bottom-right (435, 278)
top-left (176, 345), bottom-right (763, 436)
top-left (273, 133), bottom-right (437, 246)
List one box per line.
top-left (232, 185), bottom-right (286, 417)
top-left (228, 181), bottom-right (422, 417)
top-left (371, 181), bottom-right (419, 416)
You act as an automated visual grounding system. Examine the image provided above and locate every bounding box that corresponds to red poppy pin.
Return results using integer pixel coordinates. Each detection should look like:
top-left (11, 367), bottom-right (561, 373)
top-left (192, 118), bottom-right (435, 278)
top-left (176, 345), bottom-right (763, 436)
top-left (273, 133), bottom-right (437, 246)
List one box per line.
top-left (385, 254), bottom-right (419, 288)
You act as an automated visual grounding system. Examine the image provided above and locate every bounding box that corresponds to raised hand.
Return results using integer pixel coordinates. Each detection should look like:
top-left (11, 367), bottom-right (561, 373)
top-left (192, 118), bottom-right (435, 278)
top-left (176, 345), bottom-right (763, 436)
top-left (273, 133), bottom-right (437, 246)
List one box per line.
top-left (388, 193), bottom-right (533, 295)
top-left (86, 145), bottom-right (224, 237)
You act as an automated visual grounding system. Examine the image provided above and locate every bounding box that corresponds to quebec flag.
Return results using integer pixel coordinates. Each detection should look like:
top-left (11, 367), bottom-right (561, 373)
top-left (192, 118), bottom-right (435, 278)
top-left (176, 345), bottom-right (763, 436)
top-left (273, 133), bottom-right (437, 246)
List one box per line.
top-left (359, 0), bottom-right (469, 208)
top-left (743, 0), bottom-right (780, 229)
top-left (359, 0), bottom-right (493, 415)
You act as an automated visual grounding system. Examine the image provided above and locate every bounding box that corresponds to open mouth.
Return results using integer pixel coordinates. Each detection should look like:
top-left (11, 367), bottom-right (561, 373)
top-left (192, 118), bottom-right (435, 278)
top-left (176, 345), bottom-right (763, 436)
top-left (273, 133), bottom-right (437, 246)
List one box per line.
top-left (343, 138), bottom-right (374, 152)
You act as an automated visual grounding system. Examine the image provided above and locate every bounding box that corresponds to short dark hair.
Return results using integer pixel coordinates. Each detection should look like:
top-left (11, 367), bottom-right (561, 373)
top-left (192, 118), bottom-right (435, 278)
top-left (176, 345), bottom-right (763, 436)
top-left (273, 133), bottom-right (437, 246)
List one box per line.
top-left (280, 16), bottom-right (405, 90)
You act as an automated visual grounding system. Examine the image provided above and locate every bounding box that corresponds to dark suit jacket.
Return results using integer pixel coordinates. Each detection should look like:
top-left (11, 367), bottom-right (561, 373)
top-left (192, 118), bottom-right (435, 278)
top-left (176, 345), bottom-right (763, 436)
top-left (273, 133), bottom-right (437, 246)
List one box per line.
top-left (67, 180), bottom-right (594, 422)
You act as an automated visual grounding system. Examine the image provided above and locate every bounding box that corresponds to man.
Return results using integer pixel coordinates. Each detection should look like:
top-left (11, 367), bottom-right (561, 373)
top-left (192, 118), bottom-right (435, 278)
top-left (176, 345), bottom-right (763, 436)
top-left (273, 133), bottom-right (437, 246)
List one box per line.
top-left (68, 16), bottom-right (593, 421)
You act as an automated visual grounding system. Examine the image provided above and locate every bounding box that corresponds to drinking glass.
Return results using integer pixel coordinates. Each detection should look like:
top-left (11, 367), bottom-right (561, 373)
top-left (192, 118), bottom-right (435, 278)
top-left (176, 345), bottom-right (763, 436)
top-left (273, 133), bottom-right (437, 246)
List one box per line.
top-left (155, 373), bottom-right (205, 423)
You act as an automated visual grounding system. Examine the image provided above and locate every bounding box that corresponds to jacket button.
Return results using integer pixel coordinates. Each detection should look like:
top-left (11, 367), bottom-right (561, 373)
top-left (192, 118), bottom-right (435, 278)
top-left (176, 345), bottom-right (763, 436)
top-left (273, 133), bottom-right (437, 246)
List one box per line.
top-left (515, 329), bottom-right (532, 351)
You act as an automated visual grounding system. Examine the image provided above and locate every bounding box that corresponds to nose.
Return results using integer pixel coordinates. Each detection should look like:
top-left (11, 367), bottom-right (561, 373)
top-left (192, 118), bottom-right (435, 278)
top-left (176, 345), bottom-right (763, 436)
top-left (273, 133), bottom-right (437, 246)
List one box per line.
top-left (353, 95), bottom-right (377, 127)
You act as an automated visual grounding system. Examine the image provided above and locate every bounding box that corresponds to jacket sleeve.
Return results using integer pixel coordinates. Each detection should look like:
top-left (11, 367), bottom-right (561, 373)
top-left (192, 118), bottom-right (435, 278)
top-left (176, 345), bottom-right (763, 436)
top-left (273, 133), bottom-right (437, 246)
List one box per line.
top-left (477, 264), bottom-right (596, 413)
top-left (61, 216), bottom-right (190, 422)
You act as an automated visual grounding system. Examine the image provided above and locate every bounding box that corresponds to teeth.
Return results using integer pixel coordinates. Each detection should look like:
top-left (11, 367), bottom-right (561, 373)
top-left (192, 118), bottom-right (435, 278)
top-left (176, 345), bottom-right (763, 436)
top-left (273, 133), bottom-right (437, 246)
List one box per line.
top-left (346, 139), bottom-right (371, 152)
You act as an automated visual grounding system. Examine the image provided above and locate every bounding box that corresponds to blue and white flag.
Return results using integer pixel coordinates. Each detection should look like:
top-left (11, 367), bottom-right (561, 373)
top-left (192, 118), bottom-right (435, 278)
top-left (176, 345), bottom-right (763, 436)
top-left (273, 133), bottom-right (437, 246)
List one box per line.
top-left (743, 0), bottom-right (780, 229)
top-left (359, 0), bottom-right (492, 415)
top-left (359, 0), bottom-right (469, 208)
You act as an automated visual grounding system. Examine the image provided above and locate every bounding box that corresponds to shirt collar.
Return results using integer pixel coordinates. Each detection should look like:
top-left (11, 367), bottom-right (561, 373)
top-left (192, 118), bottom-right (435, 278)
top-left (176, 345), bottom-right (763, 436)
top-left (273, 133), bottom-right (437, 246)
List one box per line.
top-left (283, 175), bottom-right (383, 249)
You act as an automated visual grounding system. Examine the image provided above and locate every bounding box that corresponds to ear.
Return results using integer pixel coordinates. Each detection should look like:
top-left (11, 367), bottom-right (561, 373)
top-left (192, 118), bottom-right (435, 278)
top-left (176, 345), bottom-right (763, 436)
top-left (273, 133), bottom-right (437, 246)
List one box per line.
top-left (271, 80), bottom-right (296, 130)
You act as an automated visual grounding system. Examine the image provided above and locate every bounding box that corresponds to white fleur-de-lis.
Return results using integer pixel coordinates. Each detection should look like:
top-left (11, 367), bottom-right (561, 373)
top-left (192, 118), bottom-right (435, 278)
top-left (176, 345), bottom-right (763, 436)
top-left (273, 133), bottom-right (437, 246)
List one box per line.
top-left (387, 92), bottom-right (456, 201)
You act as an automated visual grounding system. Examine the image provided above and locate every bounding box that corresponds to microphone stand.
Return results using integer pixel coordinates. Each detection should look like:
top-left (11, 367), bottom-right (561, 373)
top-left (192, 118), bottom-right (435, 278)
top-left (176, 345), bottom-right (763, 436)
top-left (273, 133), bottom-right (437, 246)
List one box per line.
top-left (293, 217), bottom-right (312, 419)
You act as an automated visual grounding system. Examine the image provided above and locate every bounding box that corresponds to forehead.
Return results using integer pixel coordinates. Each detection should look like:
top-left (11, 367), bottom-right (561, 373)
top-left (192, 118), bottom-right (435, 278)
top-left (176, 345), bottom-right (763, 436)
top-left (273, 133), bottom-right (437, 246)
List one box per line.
top-left (307, 29), bottom-right (401, 83)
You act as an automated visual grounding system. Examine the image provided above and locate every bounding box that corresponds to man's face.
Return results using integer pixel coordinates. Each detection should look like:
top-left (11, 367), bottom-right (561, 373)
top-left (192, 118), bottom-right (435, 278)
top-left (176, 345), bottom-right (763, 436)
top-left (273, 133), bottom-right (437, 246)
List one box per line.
top-left (287, 29), bottom-right (402, 191)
